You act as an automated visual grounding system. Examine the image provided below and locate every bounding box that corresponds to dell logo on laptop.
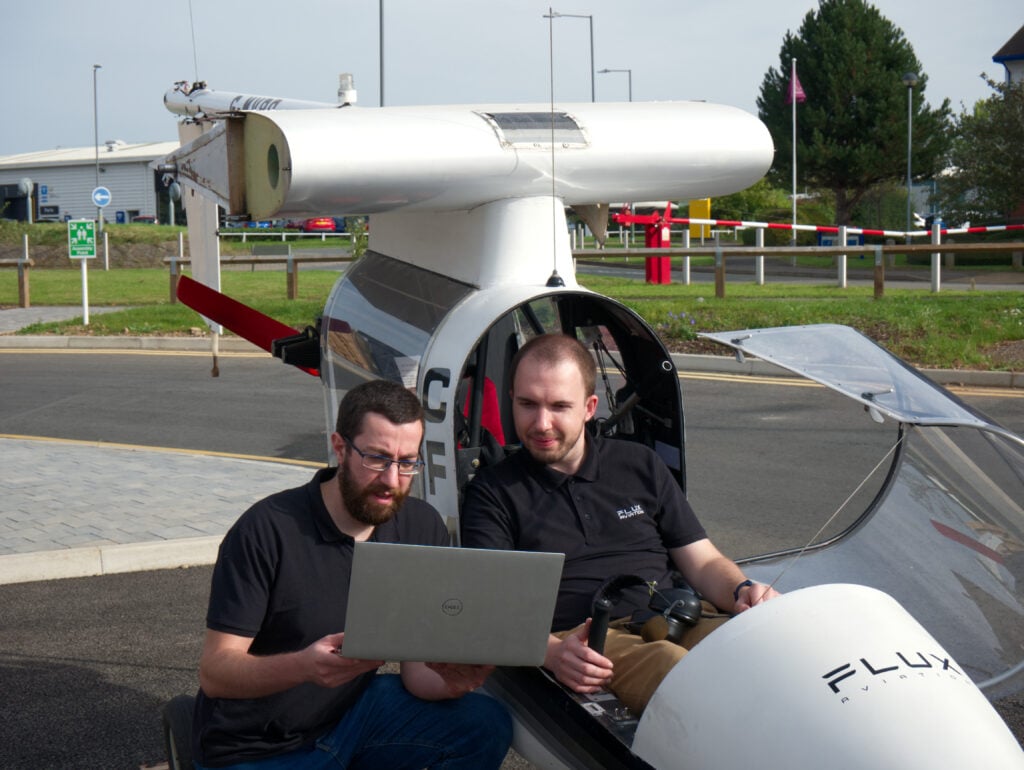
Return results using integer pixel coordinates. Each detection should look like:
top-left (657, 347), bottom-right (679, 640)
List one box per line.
top-left (442, 598), bottom-right (464, 616)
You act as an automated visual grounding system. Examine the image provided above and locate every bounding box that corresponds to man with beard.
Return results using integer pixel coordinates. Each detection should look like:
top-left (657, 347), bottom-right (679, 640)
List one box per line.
top-left (191, 380), bottom-right (511, 769)
top-left (461, 334), bottom-right (779, 714)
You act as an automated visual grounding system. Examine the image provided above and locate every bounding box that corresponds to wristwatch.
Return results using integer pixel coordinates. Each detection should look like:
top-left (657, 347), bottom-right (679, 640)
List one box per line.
top-left (733, 579), bottom-right (754, 602)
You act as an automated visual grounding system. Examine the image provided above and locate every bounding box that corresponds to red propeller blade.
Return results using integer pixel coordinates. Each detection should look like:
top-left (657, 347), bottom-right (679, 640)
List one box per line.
top-left (176, 275), bottom-right (319, 376)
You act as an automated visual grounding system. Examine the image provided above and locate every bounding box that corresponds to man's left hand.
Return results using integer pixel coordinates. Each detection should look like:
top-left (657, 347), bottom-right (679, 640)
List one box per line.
top-left (425, 662), bottom-right (495, 697)
top-left (734, 581), bottom-right (780, 612)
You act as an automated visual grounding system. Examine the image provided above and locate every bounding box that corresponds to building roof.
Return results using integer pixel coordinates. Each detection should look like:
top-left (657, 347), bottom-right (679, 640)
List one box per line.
top-left (0, 140), bottom-right (180, 170)
top-left (994, 24), bottom-right (1024, 63)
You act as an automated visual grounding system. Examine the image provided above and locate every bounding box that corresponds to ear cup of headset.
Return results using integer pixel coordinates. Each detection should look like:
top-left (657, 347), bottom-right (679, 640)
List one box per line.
top-left (640, 615), bottom-right (687, 644)
top-left (640, 615), bottom-right (669, 643)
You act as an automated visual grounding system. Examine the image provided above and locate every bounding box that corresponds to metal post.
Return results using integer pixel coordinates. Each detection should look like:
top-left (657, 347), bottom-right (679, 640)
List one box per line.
top-left (547, 12), bottom-right (594, 101)
top-left (379, 0), bottom-right (385, 106)
top-left (93, 64), bottom-right (103, 231)
top-left (755, 227), bottom-right (765, 285)
top-left (837, 225), bottom-right (847, 288)
top-left (587, 16), bottom-right (594, 102)
top-left (680, 229), bottom-right (690, 285)
top-left (80, 257), bottom-right (90, 326)
top-left (902, 72), bottom-right (918, 244)
top-left (930, 220), bottom-right (942, 293)
top-left (19, 234), bottom-right (30, 308)
top-left (791, 58), bottom-right (798, 246)
top-left (714, 241), bottom-right (725, 299)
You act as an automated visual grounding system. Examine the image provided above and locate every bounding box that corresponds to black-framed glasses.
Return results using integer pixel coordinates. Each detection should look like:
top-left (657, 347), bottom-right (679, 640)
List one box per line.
top-left (343, 435), bottom-right (424, 476)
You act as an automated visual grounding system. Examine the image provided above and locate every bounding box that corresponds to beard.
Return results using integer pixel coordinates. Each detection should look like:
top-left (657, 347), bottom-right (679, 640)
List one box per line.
top-left (524, 424), bottom-right (584, 467)
top-left (337, 462), bottom-right (409, 526)
top-left (525, 433), bottom-right (571, 465)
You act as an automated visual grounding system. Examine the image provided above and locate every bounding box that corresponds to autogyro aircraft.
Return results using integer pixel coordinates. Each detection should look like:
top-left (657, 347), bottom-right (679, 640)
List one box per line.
top-left (158, 78), bottom-right (1024, 768)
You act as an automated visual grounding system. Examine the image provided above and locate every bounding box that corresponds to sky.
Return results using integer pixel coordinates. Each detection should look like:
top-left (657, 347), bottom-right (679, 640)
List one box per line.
top-left (1, 0), bottom-right (1019, 156)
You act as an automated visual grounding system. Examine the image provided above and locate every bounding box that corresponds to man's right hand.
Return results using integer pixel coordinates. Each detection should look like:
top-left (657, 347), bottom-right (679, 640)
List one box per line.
top-left (200, 629), bottom-right (383, 699)
top-left (544, 619), bottom-right (614, 693)
top-left (306, 632), bottom-right (384, 688)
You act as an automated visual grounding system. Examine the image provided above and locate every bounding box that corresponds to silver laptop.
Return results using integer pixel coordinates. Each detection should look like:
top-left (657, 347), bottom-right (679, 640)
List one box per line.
top-left (341, 542), bottom-right (565, 666)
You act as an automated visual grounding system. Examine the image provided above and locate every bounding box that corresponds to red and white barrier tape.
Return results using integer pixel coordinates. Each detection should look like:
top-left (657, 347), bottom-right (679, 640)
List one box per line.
top-left (673, 217), bottom-right (1024, 239)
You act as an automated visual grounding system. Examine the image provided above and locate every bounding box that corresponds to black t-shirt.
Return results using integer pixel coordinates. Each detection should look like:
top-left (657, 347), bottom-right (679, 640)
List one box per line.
top-left (194, 467), bottom-right (450, 767)
top-left (461, 435), bottom-right (706, 631)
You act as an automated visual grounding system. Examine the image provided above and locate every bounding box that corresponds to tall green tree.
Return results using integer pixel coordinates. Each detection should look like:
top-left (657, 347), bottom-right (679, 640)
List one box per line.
top-left (757, 0), bottom-right (951, 225)
top-left (933, 77), bottom-right (1024, 225)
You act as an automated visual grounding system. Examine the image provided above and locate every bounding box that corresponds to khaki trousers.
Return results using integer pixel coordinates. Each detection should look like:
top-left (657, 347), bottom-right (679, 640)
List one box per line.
top-left (555, 608), bottom-right (728, 714)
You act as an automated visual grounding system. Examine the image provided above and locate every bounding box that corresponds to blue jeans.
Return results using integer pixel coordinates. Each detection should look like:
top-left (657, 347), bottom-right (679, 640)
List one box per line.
top-left (196, 674), bottom-right (512, 770)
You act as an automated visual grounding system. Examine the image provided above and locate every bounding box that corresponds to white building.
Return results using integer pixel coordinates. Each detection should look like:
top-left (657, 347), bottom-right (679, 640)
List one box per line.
top-left (993, 24), bottom-right (1024, 85)
top-left (0, 140), bottom-right (179, 223)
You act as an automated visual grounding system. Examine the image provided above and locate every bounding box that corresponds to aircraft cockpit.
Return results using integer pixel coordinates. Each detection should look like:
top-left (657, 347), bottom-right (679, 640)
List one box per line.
top-left (319, 249), bottom-right (685, 536)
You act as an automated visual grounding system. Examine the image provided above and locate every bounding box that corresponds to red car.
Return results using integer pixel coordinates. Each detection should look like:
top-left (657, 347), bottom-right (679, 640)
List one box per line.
top-left (301, 216), bottom-right (336, 233)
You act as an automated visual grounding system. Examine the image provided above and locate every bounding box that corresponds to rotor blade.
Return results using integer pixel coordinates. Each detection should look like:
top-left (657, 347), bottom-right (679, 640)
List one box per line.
top-left (176, 275), bottom-right (319, 376)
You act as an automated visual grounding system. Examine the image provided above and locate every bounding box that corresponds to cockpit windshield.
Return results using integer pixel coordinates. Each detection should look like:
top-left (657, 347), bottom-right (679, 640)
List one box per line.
top-left (700, 325), bottom-right (1024, 697)
top-left (321, 251), bottom-right (473, 388)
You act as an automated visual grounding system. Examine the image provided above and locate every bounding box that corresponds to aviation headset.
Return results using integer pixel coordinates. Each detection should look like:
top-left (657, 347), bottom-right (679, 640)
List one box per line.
top-left (589, 574), bottom-right (703, 655)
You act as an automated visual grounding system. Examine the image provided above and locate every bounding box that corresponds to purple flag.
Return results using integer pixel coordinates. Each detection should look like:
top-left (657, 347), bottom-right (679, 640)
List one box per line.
top-left (785, 70), bottom-right (807, 105)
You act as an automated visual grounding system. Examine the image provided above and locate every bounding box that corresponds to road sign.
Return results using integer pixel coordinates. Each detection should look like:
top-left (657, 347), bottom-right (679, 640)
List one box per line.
top-left (68, 219), bottom-right (97, 259)
top-left (92, 186), bottom-right (112, 208)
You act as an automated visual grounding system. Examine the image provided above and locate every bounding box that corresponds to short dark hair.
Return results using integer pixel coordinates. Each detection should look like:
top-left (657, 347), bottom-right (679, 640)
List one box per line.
top-left (335, 380), bottom-right (424, 438)
top-left (510, 333), bottom-right (596, 397)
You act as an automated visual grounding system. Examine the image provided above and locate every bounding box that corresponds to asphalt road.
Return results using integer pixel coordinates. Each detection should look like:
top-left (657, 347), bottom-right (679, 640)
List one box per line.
top-left (1, 350), bottom-right (1022, 767)
top-left (0, 349), bottom-right (327, 461)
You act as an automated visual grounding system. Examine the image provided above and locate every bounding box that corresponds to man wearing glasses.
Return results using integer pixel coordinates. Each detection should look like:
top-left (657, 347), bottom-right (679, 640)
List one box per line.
top-left (191, 379), bottom-right (511, 769)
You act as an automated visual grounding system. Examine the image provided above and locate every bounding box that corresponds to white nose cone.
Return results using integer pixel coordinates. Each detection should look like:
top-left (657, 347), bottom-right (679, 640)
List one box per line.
top-left (633, 584), bottom-right (1024, 769)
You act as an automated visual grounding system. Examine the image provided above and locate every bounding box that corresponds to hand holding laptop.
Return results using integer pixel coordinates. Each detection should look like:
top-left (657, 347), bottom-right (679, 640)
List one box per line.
top-left (426, 662), bottom-right (496, 697)
top-left (303, 631), bottom-right (384, 689)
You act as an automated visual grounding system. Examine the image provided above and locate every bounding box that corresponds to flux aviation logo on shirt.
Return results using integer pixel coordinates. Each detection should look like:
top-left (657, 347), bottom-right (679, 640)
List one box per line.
top-left (616, 503), bottom-right (645, 520)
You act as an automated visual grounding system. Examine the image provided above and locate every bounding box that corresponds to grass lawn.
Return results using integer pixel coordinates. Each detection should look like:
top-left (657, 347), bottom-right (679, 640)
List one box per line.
top-left (2, 266), bottom-right (1022, 371)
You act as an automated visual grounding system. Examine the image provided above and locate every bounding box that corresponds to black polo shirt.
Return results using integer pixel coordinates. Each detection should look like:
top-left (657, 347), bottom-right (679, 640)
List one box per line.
top-left (461, 435), bottom-right (706, 631)
top-left (194, 467), bottom-right (449, 768)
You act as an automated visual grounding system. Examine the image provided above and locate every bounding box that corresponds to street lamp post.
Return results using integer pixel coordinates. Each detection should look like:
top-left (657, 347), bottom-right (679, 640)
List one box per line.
top-left (902, 71), bottom-right (918, 244)
top-left (598, 68), bottom-right (632, 101)
top-left (93, 64), bottom-right (102, 229)
top-left (379, 0), bottom-right (384, 106)
top-left (545, 11), bottom-right (595, 102)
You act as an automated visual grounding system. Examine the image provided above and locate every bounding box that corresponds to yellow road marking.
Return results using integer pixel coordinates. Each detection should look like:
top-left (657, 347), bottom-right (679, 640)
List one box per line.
top-left (0, 433), bottom-right (322, 467)
top-left (2, 347), bottom-right (1020, 399)
top-left (0, 348), bottom-right (265, 358)
top-left (677, 370), bottom-right (1024, 399)
top-left (679, 371), bottom-right (820, 388)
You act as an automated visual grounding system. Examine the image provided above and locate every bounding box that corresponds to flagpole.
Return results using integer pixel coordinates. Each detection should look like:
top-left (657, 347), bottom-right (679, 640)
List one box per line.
top-left (791, 57), bottom-right (798, 246)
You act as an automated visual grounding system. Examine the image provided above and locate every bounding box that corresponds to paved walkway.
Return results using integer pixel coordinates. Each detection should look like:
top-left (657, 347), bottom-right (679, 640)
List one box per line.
top-left (0, 437), bottom-right (314, 584)
top-left (0, 305), bottom-right (129, 334)
top-left (0, 305), bottom-right (318, 584)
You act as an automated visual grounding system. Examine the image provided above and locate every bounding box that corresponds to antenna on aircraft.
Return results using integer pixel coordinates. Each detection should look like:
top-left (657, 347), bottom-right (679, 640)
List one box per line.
top-left (187, 0), bottom-right (201, 84)
top-left (546, 270), bottom-right (565, 287)
top-left (546, 8), bottom-right (561, 284)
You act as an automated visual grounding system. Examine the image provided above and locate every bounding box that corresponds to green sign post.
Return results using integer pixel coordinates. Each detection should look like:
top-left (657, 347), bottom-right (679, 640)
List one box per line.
top-left (67, 219), bottom-right (96, 324)
top-left (68, 219), bottom-right (97, 259)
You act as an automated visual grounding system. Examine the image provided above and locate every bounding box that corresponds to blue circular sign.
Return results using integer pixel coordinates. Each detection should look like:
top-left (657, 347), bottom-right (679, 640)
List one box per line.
top-left (92, 186), bottom-right (112, 207)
